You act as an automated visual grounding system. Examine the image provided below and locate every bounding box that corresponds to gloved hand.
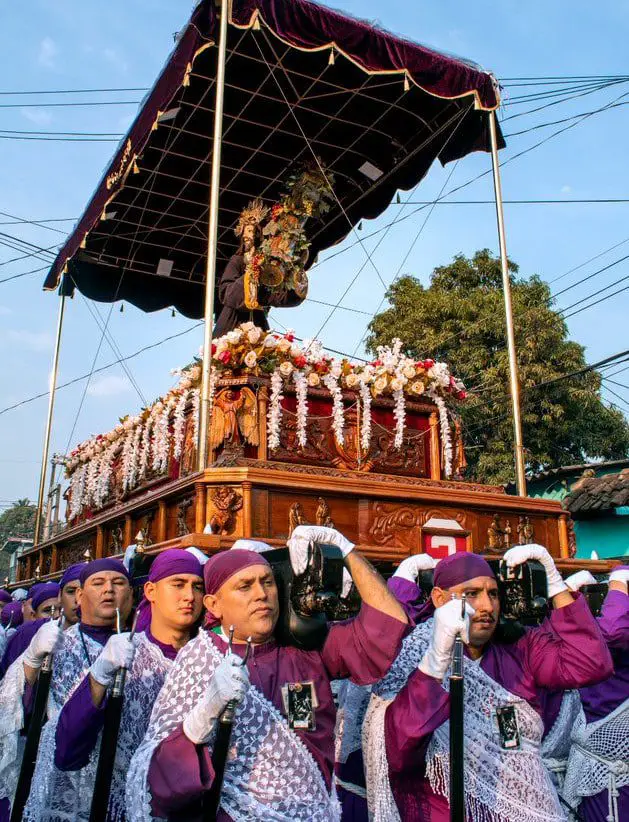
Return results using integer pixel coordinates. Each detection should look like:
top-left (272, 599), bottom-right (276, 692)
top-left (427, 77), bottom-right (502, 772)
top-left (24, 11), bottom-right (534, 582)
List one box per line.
top-left (565, 570), bottom-right (597, 592)
top-left (89, 633), bottom-right (135, 688)
top-left (183, 653), bottom-right (250, 744)
top-left (23, 620), bottom-right (63, 670)
top-left (393, 554), bottom-right (437, 583)
top-left (287, 525), bottom-right (355, 575)
top-left (503, 543), bottom-right (567, 599)
top-left (418, 598), bottom-right (475, 681)
top-left (610, 565), bottom-right (629, 586)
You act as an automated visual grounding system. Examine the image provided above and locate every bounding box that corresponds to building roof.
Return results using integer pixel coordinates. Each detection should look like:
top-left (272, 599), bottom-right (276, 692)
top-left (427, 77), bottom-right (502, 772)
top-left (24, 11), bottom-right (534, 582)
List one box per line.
top-left (564, 468), bottom-right (629, 515)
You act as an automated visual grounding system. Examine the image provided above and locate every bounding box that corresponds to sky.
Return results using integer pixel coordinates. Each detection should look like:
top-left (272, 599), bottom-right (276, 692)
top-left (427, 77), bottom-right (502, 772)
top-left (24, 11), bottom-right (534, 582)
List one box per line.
top-left (0, 0), bottom-right (628, 505)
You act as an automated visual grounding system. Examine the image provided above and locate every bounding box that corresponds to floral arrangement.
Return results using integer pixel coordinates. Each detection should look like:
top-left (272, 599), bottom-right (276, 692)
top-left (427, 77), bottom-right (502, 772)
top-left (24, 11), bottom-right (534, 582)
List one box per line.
top-left (64, 324), bottom-right (466, 518)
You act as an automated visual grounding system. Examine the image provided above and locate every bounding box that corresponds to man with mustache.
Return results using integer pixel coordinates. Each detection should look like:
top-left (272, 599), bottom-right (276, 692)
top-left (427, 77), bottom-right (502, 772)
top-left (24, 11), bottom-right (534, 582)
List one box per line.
top-left (127, 526), bottom-right (408, 822)
top-left (363, 546), bottom-right (614, 822)
top-left (29, 548), bottom-right (204, 822)
top-left (0, 558), bottom-right (132, 821)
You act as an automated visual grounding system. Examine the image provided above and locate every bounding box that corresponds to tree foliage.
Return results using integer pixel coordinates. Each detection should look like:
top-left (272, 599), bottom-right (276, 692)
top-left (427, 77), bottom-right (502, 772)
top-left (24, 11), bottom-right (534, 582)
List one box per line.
top-left (0, 499), bottom-right (36, 546)
top-left (366, 250), bottom-right (629, 485)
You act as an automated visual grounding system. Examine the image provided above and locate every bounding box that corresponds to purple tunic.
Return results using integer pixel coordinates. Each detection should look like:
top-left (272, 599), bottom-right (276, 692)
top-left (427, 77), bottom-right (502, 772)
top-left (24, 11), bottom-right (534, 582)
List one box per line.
top-left (384, 594), bottom-right (614, 822)
top-left (148, 604), bottom-right (406, 821)
top-left (577, 589), bottom-right (629, 822)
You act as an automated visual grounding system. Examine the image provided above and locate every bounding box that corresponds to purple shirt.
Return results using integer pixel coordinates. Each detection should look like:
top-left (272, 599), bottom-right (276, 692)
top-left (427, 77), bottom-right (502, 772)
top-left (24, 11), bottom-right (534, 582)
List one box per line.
top-left (384, 594), bottom-right (614, 822)
top-left (148, 604), bottom-right (407, 821)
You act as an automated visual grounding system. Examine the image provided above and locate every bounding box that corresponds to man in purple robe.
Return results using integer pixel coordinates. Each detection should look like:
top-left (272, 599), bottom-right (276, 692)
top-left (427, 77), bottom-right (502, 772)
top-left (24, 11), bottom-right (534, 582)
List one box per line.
top-left (126, 526), bottom-right (408, 822)
top-left (46, 549), bottom-right (204, 822)
top-left (363, 545), bottom-right (614, 822)
top-left (562, 565), bottom-right (629, 822)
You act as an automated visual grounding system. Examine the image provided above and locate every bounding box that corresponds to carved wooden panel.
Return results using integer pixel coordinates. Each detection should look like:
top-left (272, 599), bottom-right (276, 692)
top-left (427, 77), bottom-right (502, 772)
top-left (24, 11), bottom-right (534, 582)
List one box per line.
top-left (58, 535), bottom-right (95, 568)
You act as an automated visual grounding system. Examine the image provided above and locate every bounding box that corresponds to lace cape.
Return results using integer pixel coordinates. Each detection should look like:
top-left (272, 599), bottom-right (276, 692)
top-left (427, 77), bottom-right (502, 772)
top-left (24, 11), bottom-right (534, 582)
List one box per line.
top-left (362, 620), bottom-right (565, 822)
top-left (24, 632), bottom-right (171, 822)
top-left (540, 690), bottom-right (581, 789)
top-left (561, 698), bottom-right (629, 822)
top-left (0, 641), bottom-right (28, 804)
top-left (126, 630), bottom-right (341, 822)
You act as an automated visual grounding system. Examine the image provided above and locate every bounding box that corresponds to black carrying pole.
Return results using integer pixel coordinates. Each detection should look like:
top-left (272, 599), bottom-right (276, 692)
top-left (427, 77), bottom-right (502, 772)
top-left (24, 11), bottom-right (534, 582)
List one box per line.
top-left (449, 595), bottom-right (465, 822)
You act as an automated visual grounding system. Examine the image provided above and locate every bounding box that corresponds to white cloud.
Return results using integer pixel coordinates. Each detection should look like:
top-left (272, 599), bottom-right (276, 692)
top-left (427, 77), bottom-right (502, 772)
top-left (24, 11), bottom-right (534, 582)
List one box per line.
top-left (38, 37), bottom-right (58, 69)
top-left (103, 47), bottom-right (128, 73)
top-left (86, 374), bottom-right (132, 397)
top-left (20, 108), bottom-right (53, 126)
top-left (560, 185), bottom-right (572, 195)
top-left (3, 329), bottom-right (53, 352)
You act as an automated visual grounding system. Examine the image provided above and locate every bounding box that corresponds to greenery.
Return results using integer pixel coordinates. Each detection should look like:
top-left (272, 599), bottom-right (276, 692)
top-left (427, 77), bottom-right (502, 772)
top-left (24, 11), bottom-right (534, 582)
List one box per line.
top-left (0, 499), bottom-right (36, 579)
top-left (366, 250), bottom-right (629, 485)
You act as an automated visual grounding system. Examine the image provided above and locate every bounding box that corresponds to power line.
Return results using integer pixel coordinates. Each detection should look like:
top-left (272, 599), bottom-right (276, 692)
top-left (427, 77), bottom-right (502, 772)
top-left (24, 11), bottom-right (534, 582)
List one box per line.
top-left (394, 198), bottom-right (629, 205)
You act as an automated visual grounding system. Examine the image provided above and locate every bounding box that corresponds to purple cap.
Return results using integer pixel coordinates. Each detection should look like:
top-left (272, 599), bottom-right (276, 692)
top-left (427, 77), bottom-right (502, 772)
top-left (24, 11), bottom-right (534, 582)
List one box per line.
top-left (0, 590), bottom-right (11, 605)
top-left (79, 558), bottom-right (130, 585)
top-left (31, 582), bottom-right (60, 612)
top-left (204, 549), bottom-right (270, 596)
top-left (60, 563), bottom-right (84, 590)
top-left (1, 601), bottom-right (23, 628)
top-left (148, 549), bottom-right (203, 584)
top-left (433, 553), bottom-right (495, 590)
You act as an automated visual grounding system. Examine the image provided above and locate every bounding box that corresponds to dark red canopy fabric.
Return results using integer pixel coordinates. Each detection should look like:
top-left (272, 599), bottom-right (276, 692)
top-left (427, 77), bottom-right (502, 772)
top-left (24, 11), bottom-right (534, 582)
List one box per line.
top-left (45, 0), bottom-right (503, 318)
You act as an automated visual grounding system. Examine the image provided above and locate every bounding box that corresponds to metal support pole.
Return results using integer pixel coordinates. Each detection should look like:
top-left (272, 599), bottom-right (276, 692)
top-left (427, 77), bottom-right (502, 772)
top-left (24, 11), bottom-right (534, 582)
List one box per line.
top-left (198, 0), bottom-right (230, 472)
top-left (488, 111), bottom-right (527, 496)
top-left (34, 295), bottom-right (66, 546)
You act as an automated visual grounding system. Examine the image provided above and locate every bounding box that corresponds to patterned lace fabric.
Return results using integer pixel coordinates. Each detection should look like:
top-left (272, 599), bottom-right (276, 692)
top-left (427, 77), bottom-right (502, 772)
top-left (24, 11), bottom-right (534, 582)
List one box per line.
top-left (23, 632), bottom-right (171, 822)
top-left (364, 620), bottom-right (566, 822)
top-left (541, 690), bottom-right (581, 789)
top-left (562, 699), bottom-right (629, 822)
top-left (0, 646), bottom-right (28, 804)
top-left (126, 631), bottom-right (341, 822)
top-left (335, 681), bottom-right (372, 765)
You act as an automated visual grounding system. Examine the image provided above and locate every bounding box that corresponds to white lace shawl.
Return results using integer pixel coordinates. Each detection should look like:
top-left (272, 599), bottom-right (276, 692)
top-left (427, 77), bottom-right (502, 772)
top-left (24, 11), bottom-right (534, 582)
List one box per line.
top-left (561, 698), bottom-right (629, 822)
top-left (0, 645), bottom-right (28, 804)
top-left (363, 620), bottom-right (566, 822)
top-left (126, 630), bottom-right (341, 822)
top-left (541, 690), bottom-right (581, 789)
top-left (23, 633), bottom-right (171, 822)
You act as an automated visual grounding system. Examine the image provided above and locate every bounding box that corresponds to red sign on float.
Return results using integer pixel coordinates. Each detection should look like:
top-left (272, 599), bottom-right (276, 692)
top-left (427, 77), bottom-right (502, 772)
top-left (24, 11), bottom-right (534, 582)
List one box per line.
top-left (422, 533), bottom-right (467, 559)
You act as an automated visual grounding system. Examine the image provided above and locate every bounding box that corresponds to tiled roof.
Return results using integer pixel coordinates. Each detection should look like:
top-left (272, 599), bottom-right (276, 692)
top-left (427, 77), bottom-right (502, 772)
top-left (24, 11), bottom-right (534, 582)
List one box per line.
top-left (564, 468), bottom-right (629, 514)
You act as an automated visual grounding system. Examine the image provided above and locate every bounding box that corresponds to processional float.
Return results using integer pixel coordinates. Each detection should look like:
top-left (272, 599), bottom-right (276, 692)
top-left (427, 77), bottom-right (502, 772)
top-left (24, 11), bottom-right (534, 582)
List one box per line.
top-left (16, 0), bottom-right (618, 818)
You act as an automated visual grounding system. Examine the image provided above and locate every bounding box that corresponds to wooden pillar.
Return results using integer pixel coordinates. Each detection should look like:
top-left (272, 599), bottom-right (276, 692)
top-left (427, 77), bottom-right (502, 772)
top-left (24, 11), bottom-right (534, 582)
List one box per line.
top-left (558, 514), bottom-right (570, 559)
top-left (157, 500), bottom-right (168, 543)
top-left (195, 481), bottom-right (207, 533)
top-left (95, 526), bottom-right (105, 559)
top-left (124, 514), bottom-right (133, 547)
top-left (242, 481), bottom-right (252, 538)
top-left (51, 544), bottom-right (59, 574)
top-left (257, 385), bottom-right (268, 462)
top-left (429, 412), bottom-right (441, 481)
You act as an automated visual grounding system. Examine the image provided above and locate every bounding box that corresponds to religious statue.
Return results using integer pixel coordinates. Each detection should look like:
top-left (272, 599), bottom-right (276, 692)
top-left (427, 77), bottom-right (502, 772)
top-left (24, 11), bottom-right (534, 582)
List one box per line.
top-left (517, 515), bottom-right (534, 545)
top-left (487, 513), bottom-right (513, 553)
top-left (209, 387), bottom-right (259, 451)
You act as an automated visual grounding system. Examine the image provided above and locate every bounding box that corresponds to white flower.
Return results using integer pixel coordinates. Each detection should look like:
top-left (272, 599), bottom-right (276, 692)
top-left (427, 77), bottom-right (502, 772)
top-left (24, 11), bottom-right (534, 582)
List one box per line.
top-left (345, 373), bottom-right (359, 389)
top-left (267, 370), bottom-right (284, 451)
top-left (307, 372), bottom-right (320, 387)
top-left (226, 329), bottom-right (243, 344)
top-left (373, 376), bottom-right (388, 394)
top-left (240, 321), bottom-right (255, 331)
top-left (279, 360), bottom-right (293, 377)
top-left (403, 364), bottom-right (416, 380)
top-left (290, 344), bottom-right (302, 359)
top-left (409, 380), bottom-right (425, 396)
top-left (277, 338), bottom-right (292, 353)
top-left (293, 370), bottom-right (309, 448)
top-left (323, 372), bottom-right (345, 446)
top-left (330, 359), bottom-right (343, 379)
top-left (390, 377), bottom-right (405, 392)
top-left (393, 388), bottom-right (405, 449)
top-left (263, 335), bottom-right (278, 349)
top-left (244, 350), bottom-right (258, 368)
top-left (247, 328), bottom-right (262, 344)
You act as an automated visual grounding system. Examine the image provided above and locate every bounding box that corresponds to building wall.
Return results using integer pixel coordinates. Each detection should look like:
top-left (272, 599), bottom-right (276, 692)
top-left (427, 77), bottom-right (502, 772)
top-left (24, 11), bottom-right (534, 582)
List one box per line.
top-left (574, 516), bottom-right (629, 559)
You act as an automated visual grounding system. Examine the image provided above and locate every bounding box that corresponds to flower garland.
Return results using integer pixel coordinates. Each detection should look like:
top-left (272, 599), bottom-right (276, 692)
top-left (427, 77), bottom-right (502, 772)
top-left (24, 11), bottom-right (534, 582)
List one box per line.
top-left (192, 388), bottom-right (200, 449)
top-left (137, 414), bottom-right (153, 482)
top-left (358, 379), bottom-right (372, 452)
top-left (430, 392), bottom-right (454, 478)
top-left (392, 388), bottom-right (406, 449)
top-left (267, 370), bottom-right (284, 451)
top-left (322, 368), bottom-right (344, 446)
top-left (172, 389), bottom-right (190, 461)
top-left (152, 399), bottom-right (173, 476)
top-left (293, 369), bottom-right (309, 448)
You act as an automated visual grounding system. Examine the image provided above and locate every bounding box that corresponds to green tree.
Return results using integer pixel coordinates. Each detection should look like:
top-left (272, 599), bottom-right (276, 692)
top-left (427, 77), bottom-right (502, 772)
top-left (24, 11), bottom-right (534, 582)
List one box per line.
top-left (0, 499), bottom-right (36, 545)
top-left (366, 250), bottom-right (629, 485)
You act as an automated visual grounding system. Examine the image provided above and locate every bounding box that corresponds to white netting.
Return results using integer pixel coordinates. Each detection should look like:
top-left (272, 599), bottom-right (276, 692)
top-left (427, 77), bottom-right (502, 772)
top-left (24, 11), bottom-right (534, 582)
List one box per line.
top-left (336, 682), bottom-right (372, 765)
top-left (364, 620), bottom-right (565, 822)
top-left (562, 699), bottom-right (629, 822)
top-left (126, 631), bottom-right (341, 822)
top-left (541, 690), bottom-right (581, 789)
top-left (0, 648), bottom-right (28, 804)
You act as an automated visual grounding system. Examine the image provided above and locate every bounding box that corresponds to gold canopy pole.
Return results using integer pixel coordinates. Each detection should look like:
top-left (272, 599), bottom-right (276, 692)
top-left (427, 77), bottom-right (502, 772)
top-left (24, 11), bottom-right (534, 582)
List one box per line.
top-left (198, 0), bottom-right (230, 471)
top-left (489, 110), bottom-right (527, 496)
top-left (34, 293), bottom-right (66, 545)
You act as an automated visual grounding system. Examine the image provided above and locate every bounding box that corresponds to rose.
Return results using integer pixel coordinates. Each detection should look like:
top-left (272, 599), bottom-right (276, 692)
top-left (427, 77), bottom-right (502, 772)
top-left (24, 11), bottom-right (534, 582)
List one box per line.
top-left (391, 377), bottom-right (405, 392)
top-left (226, 329), bottom-right (242, 344)
top-left (244, 351), bottom-right (257, 368)
top-left (279, 361), bottom-right (293, 377)
top-left (345, 373), bottom-right (359, 389)
top-left (403, 365), bottom-right (416, 380)
top-left (190, 365), bottom-right (201, 380)
top-left (218, 350), bottom-right (231, 365)
top-left (373, 376), bottom-right (388, 394)
top-left (458, 390), bottom-right (468, 400)
top-left (263, 335), bottom-right (277, 349)
top-left (307, 372), bottom-right (320, 387)
top-left (277, 338), bottom-right (292, 353)
top-left (241, 321), bottom-right (255, 331)
top-left (247, 328), bottom-right (262, 344)
top-left (284, 332), bottom-right (295, 342)
top-left (293, 355), bottom-right (307, 369)
top-left (409, 381), bottom-right (425, 395)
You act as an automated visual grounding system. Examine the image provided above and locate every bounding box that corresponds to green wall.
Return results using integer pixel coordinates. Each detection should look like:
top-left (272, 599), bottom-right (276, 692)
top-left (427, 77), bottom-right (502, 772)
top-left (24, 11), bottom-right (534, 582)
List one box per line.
top-left (573, 515), bottom-right (629, 559)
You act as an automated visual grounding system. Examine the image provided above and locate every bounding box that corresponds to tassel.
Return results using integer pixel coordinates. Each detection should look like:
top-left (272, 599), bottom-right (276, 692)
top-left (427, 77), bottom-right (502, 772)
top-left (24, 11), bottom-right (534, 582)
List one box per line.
top-left (183, 63), bottom-right (192, 87)
top-left (404, 73), bottom-right (410, 92)
top-left (328, 48), bottom-right (335, 66)
top-left (132, 159), bottom-right (140, 174)
top-left (80, 236), bottom-right (87, 249)
top-left (253, 15), bottom-right (261, 31)
top-left (120, 303), bottom-right (124, 313)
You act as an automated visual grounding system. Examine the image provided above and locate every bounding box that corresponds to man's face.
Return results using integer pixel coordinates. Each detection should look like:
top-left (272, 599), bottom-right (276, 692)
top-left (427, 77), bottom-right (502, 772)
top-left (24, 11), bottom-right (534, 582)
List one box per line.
top-left (144, 574), bottom-right (204, 631)
top-left (433, 575), bottom-right (500, 649)
top-left (76, 571), bottom-right (133, 627)
top-left (34, 596), bottom-right (61, 619)
top-left (61, 581), bottom-right (80, 626)
top-left (22, 598), bottom-right (35, 622)
top-left (243, 223), bottom-right (255, 251)
top-left (205, 564), bottom-right (279, 644)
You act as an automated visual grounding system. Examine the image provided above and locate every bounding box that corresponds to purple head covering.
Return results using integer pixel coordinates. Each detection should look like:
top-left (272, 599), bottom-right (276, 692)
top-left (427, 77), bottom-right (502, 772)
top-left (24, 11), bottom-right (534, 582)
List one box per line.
top-left (27, 582), bottom-right (46, 601)
top-left (31, 582), bottom-right (60, 612)
top-left (433, 552), bottom-right (495, 590)
top-left (149, 549), bottom-right (203, 584)
top-left (0, 590), bottom-right (11, 605)
top-left (60, 563), bottom-right (84, 590)
top-left (1, 601), bottom-right (23, 628)
top-left (204, 549), bottom-right (270, 596)
top-left (134, 598), bottom-right (152, 633)
top-left (79, 558), bottom-right (130, 585)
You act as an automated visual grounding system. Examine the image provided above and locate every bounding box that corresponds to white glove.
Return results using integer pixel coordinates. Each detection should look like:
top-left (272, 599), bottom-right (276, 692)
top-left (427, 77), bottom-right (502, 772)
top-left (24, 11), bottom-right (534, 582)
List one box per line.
top-left (565, 570), bottom-right (597, 591)
top-left (610, 567), bottom-right (629, 586)
top-left (89, 633), bottom-right (135, 688)
top-left (183, 653), bottom-right (250, 744)
top-left (503, 543), bottom-right (567, 599)
top-left (418, 598), bottom-right (475, 681)
top-left (287, 525), bottom-right (355, 575)
top-left (393, 554), bottom-right (437, 583)
top-left (23, 620), bottom-right (63, 669)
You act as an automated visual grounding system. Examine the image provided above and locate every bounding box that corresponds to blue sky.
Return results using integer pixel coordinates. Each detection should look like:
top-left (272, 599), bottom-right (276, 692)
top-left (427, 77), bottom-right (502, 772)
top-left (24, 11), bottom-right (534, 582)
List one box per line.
top-left (1, 0), bottom-right (628, 504)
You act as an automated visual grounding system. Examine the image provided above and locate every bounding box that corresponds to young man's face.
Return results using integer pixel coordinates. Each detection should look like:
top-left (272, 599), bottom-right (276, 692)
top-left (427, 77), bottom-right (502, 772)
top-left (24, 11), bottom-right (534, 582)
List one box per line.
top-left (61, 581), bottom-right (80, 625)
top-left (144, 574), bottom-right (204, 631)
top-left (205, 565), bottom-right (279, 644)
top-left (76, 571), bottom-right (132, 626)
top-left (34, 596), bottom-right (61, 619)
top-left (432, 575), bottom-right (501, 649)
top-left (22, 598), bottom-right (35, 622)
